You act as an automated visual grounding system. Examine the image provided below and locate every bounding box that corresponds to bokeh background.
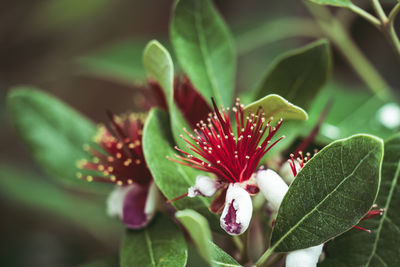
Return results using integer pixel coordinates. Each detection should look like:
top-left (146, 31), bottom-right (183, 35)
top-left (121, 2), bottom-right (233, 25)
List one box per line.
top-left (1, 0), bottom-right (399, 266)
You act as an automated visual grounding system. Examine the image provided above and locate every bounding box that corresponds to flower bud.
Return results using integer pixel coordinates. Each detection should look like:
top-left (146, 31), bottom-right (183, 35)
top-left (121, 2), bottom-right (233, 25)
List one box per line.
top-left (220, 183), bottom-right (253, 235)
top-left (256, 169), bottom-right (288, 211)
top-left (286, 244), bottom-right (323, 267)
top-left (188, 175), bottom-right (219, 197)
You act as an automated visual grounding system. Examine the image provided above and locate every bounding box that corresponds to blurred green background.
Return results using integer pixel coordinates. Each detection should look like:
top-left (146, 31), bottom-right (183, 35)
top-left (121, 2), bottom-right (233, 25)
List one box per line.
top-left (0, 0), bottom-right (399, 266)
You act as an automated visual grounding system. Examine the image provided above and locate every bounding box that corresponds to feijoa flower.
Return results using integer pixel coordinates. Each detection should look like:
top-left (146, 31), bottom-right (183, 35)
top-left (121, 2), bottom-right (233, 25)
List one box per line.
top-left (171, 98), bottom-right (284, 235)
top-left (77, 112), bottom-right (159, 229)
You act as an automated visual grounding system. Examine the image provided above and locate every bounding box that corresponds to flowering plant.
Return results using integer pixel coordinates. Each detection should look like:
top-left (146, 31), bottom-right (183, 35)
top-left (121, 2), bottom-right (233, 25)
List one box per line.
top-left (4, 0), bottom-right (400, 266)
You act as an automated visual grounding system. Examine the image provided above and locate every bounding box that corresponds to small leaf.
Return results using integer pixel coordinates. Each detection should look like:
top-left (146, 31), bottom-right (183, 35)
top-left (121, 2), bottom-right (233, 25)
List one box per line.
top-left (176, 209), bottom-right (241, 267)
top-left (7, 87), bottom-right (107, 192)
top-left (143, 40), bottom-right (174, 103)
top-left (0, 163), bottom-right (121, 242)
top-left (120, 214), bottom-right (187, 267)
top-left (307, 0), bottom-right (353, 8)
top-left (142, 108), bottom-right (218, 228)
top-left (254, 39), bottom-right (331, 110)
top-left (78, 39), bottom-right (147, 84)
top-left (321, 133), bottom-right (400, 266)
top-left (171, 0), bottom-right (236, 107)
top-left (208, 242), bottom-right (241, 267)
top-left (244, 94), bottom-right (308, 123)
top-left (143, 40), bottom-right (191, 149)
top-left (270, 134), bottom-right (383, 252)
top-left (176, 209), bottom-right (213, 265)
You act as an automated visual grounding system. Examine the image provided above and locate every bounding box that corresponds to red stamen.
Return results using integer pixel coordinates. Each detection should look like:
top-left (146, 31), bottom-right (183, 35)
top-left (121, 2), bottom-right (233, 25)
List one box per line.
top-left (352, 207), bottom-right (384, 233)
top-left (353, 225), bottom-right (372, 233)
top-left (167, 192), bottom-right (189, 203)
top-left (173, 98), bottom-right (284, 183)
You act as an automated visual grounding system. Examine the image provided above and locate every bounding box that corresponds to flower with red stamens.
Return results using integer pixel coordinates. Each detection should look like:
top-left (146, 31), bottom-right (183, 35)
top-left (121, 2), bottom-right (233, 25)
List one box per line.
top-left (77, 112), bottom-right (159, 229)
top-left (171, 98), bottom-right (285, 235)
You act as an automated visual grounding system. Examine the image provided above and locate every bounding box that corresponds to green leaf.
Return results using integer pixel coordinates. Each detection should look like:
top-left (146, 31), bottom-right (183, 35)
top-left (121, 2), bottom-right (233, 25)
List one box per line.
top-left (142, 108), bottom-right (218, 228)
top-left (176, 209), bottom-right (241, 267)
top-left (307, 0), bottom-right (353, 8)
top-left (234, 17), bottom-right (319, 55)
top-left (143, 40), bottom-right (191, 149)
top-left (78, 39), bottom-right (147, 84)
top-left (305, 83), bottom-right (397, 143)
top-left (244, 94), bottom-right (308, 123)
top-left (120, 214), bottom-right (187, 267)
top-left (7, 87), bottom-right (107, 192)
top-left (243, 94), bottom-right (308, 159)
top-left (171, 0), bottom-right (236, 107)
top-left (321, 133), bottom-right (400, 266)
top-left (270, 134), bottom-right (383, 252)
top-left (208, 242), bottom-right (241, 267)
top-left (0, 163), bottom-right (121, 242)
top-left (143, 40), bottom-right (174, 102)
top-left (253, 39), bottom-right (331, 110)
top-left (176, 209), bottom-right (213, 265)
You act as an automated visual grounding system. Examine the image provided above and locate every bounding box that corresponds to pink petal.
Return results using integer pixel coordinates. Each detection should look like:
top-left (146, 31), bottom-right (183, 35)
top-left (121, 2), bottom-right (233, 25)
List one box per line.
top-left (122, 181), bottom-right (158, 229)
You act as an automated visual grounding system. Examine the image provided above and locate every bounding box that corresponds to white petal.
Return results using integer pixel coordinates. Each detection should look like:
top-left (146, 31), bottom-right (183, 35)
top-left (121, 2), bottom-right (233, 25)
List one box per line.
top-left (220, 183), bottom-right (253, 235)
top-left (256, 169), bottom-right (288, 211)
top-left (286, 244), bottom-right (324, 267)
top-left (188, 175), bottom-right (219, 197)
top-left (144, 181), bottom-right (160, 217)
top-left (106, 185), bottom-right (134, 218)
top-left (279, 161), bottom-right (300, 184)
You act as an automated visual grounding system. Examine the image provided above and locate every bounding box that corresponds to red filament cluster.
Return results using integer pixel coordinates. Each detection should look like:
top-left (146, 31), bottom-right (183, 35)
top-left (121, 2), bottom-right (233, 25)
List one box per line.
top-left (77, 112), bottom-right (152, 186)
top-left (173, 98), bottom-right (284, 183)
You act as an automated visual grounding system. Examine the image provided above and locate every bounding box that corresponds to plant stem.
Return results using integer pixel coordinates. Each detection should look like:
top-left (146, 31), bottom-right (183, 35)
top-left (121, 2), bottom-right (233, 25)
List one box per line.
top-left (371, 0), bottom-right (388, 22)
top-left (265, 253), bottom-right (284, 267)
top-left (387, 3), bottom-right (400, 59)
top-left (348, 3), bottom-right (381, 27)
top-left (389, 2), bottom-right (400, 22)
top-left (255, 246), bottom-right (276, 267)
top-left (233, 235), bottom-right (244, 255)
top-left (305, 2), bottom-right (392, 100)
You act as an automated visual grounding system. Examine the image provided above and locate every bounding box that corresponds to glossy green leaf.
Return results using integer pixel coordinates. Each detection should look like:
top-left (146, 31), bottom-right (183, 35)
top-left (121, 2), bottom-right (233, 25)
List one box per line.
top-left (176, 209), bottom-right (213, 265)
top-left (0, 164), bottom-right (121, 242)
top-left (120, 214), bottom-right (187, 267)
top-left (307, 0), bottom-right (353, 8)
top-left (142, 108), bottom-right (218, 228)
top-left (270, 134), bottom-right (383, 252)
top-left (176, 209), bottom-right (241, 267)
top-left (78, 39), bottom-right (147, 84)
top-left (143, 40), bottom-right (191, 149)
top-left (244, 94), bottom-right (308, 123)
top-left (321, 133), bottom-right (400, 266)
top-left (171, 0), bottom-right (236, 107)
top-left (7, 87), bottom-right (107, 192)
top-left (254, 39), bottom-right (331, 110)
top-left (143, 40), bottom-right (174, 102)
